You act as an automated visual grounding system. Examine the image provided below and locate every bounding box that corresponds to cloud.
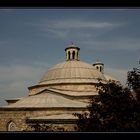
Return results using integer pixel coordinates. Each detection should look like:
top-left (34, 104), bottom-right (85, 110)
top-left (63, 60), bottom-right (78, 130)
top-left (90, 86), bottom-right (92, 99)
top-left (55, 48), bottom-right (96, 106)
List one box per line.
top-left (43, 28), bottom-right (70, 39)
top-left (0, 81), bottom-right (28, 98)
top-left (109, 9), bottom-right (130, 11)
top-left (0, 9), bottom-right (15, 13)
top-left (0, 64), bottom-right (129, 106)
top-left (47, 20), bottom-right (118, 29)
top-left (104, 66), bottom-right (128, 86)
top-left (33, 19), bottom-right (121, 39)
top-left (0, 64), bottom-right (47, 104)
top-left (81, 37), bottom-right (140, 51)
top-left (0, 65), bottom-right (43, 82)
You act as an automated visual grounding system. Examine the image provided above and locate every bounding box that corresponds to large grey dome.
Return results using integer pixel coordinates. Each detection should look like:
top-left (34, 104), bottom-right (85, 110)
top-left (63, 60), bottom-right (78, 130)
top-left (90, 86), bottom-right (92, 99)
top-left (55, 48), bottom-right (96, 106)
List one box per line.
top-left (39, 60), bottom-right (106, 85)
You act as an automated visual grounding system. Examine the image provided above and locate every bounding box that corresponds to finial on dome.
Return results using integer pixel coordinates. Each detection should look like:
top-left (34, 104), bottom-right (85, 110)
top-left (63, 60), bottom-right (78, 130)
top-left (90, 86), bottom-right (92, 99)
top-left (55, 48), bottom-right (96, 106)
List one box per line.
top-left (65, 43), bottom-right (80, 61)
top-left (68, 42), bottom-right (77, 47)
top-left (71, 41), bottom-right (74, 45)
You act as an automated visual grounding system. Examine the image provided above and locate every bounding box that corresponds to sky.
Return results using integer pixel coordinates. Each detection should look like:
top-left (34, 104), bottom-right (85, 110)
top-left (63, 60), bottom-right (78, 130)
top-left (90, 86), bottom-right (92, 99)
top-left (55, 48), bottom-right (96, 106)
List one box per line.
top-left (0, 8), bottom-right (140, 105)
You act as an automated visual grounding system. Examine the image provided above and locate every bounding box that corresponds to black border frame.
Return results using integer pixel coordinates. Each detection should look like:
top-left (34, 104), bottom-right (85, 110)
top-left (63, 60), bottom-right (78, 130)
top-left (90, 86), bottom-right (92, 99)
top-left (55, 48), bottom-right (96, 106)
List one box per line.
top-left (0, 0), bottom-right (140, 139)
top-left (0, 0), bottom-right (140, 7)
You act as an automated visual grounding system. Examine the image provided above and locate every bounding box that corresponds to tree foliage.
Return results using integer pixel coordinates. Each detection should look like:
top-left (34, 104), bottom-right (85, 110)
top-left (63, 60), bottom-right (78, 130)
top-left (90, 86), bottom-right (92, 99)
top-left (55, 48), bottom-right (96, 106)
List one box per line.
top-left (25, 121), bottom-right (65, 131)
top-left (127, 68), bottom-right (140, 93)
top-left (74, 68), bottom-right (140, 132)
top-left (24, 122), bottom-right (53, 131)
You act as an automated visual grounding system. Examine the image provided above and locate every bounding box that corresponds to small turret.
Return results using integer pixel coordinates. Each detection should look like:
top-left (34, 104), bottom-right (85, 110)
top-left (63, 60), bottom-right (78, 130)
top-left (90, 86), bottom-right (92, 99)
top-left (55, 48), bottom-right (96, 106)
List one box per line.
top-left (65, 43), bottom-right (80, 61)
top-left (93, 60), bottom-right (104, 74)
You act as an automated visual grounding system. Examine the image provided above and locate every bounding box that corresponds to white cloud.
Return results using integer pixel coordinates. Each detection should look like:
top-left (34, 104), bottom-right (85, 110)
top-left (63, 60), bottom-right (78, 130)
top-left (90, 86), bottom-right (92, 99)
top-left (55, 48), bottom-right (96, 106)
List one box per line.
top-left (47, 20), bottom-right (118, 29)
top-left (33, 19), bottom-right (121, 39)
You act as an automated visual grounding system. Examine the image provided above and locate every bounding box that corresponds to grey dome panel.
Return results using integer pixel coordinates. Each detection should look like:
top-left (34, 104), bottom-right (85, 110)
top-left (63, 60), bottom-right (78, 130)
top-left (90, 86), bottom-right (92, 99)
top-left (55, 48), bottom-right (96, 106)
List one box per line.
top-left (39, 60), bottom-right (106, 85)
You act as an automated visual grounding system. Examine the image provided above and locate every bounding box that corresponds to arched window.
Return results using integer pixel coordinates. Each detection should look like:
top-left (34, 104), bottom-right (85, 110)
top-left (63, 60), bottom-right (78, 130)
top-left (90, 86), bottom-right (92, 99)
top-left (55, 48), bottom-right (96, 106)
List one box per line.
top-left (72, 51), bottom-right (75, 59)
top-left (100, 66), bottom-right (102, 72)
top-left (7, 121), bottom-right (16, 131)
top-left (68, 51), bottom-right (70, 60)
top-left (96, 66), bottom-right (99, 70)
top-left (77, 51), bottom-right (78, 60)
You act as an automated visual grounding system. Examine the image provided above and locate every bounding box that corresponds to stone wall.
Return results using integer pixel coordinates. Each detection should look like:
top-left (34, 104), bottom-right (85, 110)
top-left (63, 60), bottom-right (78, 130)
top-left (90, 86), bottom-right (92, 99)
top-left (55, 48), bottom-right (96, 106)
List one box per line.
top-left (0, 110), bottom-right (28, 131)
top-left (0, 108), bottom-right (86, 131)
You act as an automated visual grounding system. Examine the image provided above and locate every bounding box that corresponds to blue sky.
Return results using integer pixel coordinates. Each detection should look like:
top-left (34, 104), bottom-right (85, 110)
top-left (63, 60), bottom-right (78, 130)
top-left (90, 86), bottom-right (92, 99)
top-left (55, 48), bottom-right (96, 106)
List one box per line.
top-left (0, 9), bottom-right (140, 105)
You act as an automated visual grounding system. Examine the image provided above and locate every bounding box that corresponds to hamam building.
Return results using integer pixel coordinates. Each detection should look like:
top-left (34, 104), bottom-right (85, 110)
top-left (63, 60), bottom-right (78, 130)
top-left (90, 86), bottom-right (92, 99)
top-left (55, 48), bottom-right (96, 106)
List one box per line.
top-left (0, 44), bottom-right (117, 131)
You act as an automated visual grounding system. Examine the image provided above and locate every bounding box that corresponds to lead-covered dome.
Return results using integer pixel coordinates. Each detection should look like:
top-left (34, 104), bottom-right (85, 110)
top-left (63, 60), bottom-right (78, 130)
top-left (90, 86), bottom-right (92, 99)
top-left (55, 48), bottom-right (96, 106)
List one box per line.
top-left (39, 60), bottom-right (106, 85)
top-left (39, 44), bottom-right (106, 85)
top-left (28, 44), bottom-right (107, 95)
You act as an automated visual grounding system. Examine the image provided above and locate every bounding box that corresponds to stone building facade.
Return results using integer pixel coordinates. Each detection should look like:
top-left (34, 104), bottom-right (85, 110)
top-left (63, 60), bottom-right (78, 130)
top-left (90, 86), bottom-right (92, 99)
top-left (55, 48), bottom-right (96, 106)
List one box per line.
top-left (0, 44), bottom-right (117, 131)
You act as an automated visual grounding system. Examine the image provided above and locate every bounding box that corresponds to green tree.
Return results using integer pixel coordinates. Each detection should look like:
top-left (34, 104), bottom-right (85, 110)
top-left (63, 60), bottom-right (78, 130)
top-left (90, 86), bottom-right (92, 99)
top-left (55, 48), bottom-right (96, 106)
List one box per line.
top-left (74, 68), bottom-right (140, 131)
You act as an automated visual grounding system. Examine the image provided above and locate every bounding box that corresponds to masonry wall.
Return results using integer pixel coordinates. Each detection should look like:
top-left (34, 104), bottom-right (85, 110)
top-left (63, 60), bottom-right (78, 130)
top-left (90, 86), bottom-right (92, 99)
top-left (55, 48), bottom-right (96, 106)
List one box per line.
top-left (0, 108), bottom-right (86, 131)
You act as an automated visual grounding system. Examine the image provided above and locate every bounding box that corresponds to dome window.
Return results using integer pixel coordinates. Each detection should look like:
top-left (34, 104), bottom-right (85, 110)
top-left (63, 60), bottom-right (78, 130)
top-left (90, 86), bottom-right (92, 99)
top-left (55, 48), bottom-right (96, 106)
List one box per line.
top-left (72, 51), bottom-right (75, 59)
top-left (100, 66), bottom-right (102, 72)
top-left (68, 51), bottom-right (70, 60)
top-left (77, 51), bottom-right (78, 60)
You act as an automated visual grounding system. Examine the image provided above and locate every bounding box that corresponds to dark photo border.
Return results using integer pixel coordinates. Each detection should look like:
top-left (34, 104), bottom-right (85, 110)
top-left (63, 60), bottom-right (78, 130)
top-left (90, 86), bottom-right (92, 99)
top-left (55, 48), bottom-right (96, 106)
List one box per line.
top-left (0, 0), bottom-right (140, 7)
top-left (0, 0), bottom-right (140, 140)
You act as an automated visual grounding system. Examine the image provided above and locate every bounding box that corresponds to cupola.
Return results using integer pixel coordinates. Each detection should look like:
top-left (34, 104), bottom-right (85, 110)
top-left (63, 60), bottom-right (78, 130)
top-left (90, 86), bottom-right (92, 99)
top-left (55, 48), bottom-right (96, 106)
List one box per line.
top-left (65, 43), bottom-right (80, 61)
top-left (93, 60), bottom-right (104, 74)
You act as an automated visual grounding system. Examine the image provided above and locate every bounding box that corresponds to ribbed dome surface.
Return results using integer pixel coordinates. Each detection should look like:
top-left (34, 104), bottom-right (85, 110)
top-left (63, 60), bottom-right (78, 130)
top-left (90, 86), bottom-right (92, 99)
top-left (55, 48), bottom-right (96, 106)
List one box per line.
top-left (4, 91), bottom-right (87, 108)
top-left (39, 60), bottom-right (106, 85)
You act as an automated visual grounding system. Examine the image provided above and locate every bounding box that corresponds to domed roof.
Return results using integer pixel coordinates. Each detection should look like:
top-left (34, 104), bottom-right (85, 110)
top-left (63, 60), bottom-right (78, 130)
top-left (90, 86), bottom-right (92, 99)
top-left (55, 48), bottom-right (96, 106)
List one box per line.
top-left (4, 91), bottom-right (87, 108)
top-left (39, 60), bottom-right (106, 85)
